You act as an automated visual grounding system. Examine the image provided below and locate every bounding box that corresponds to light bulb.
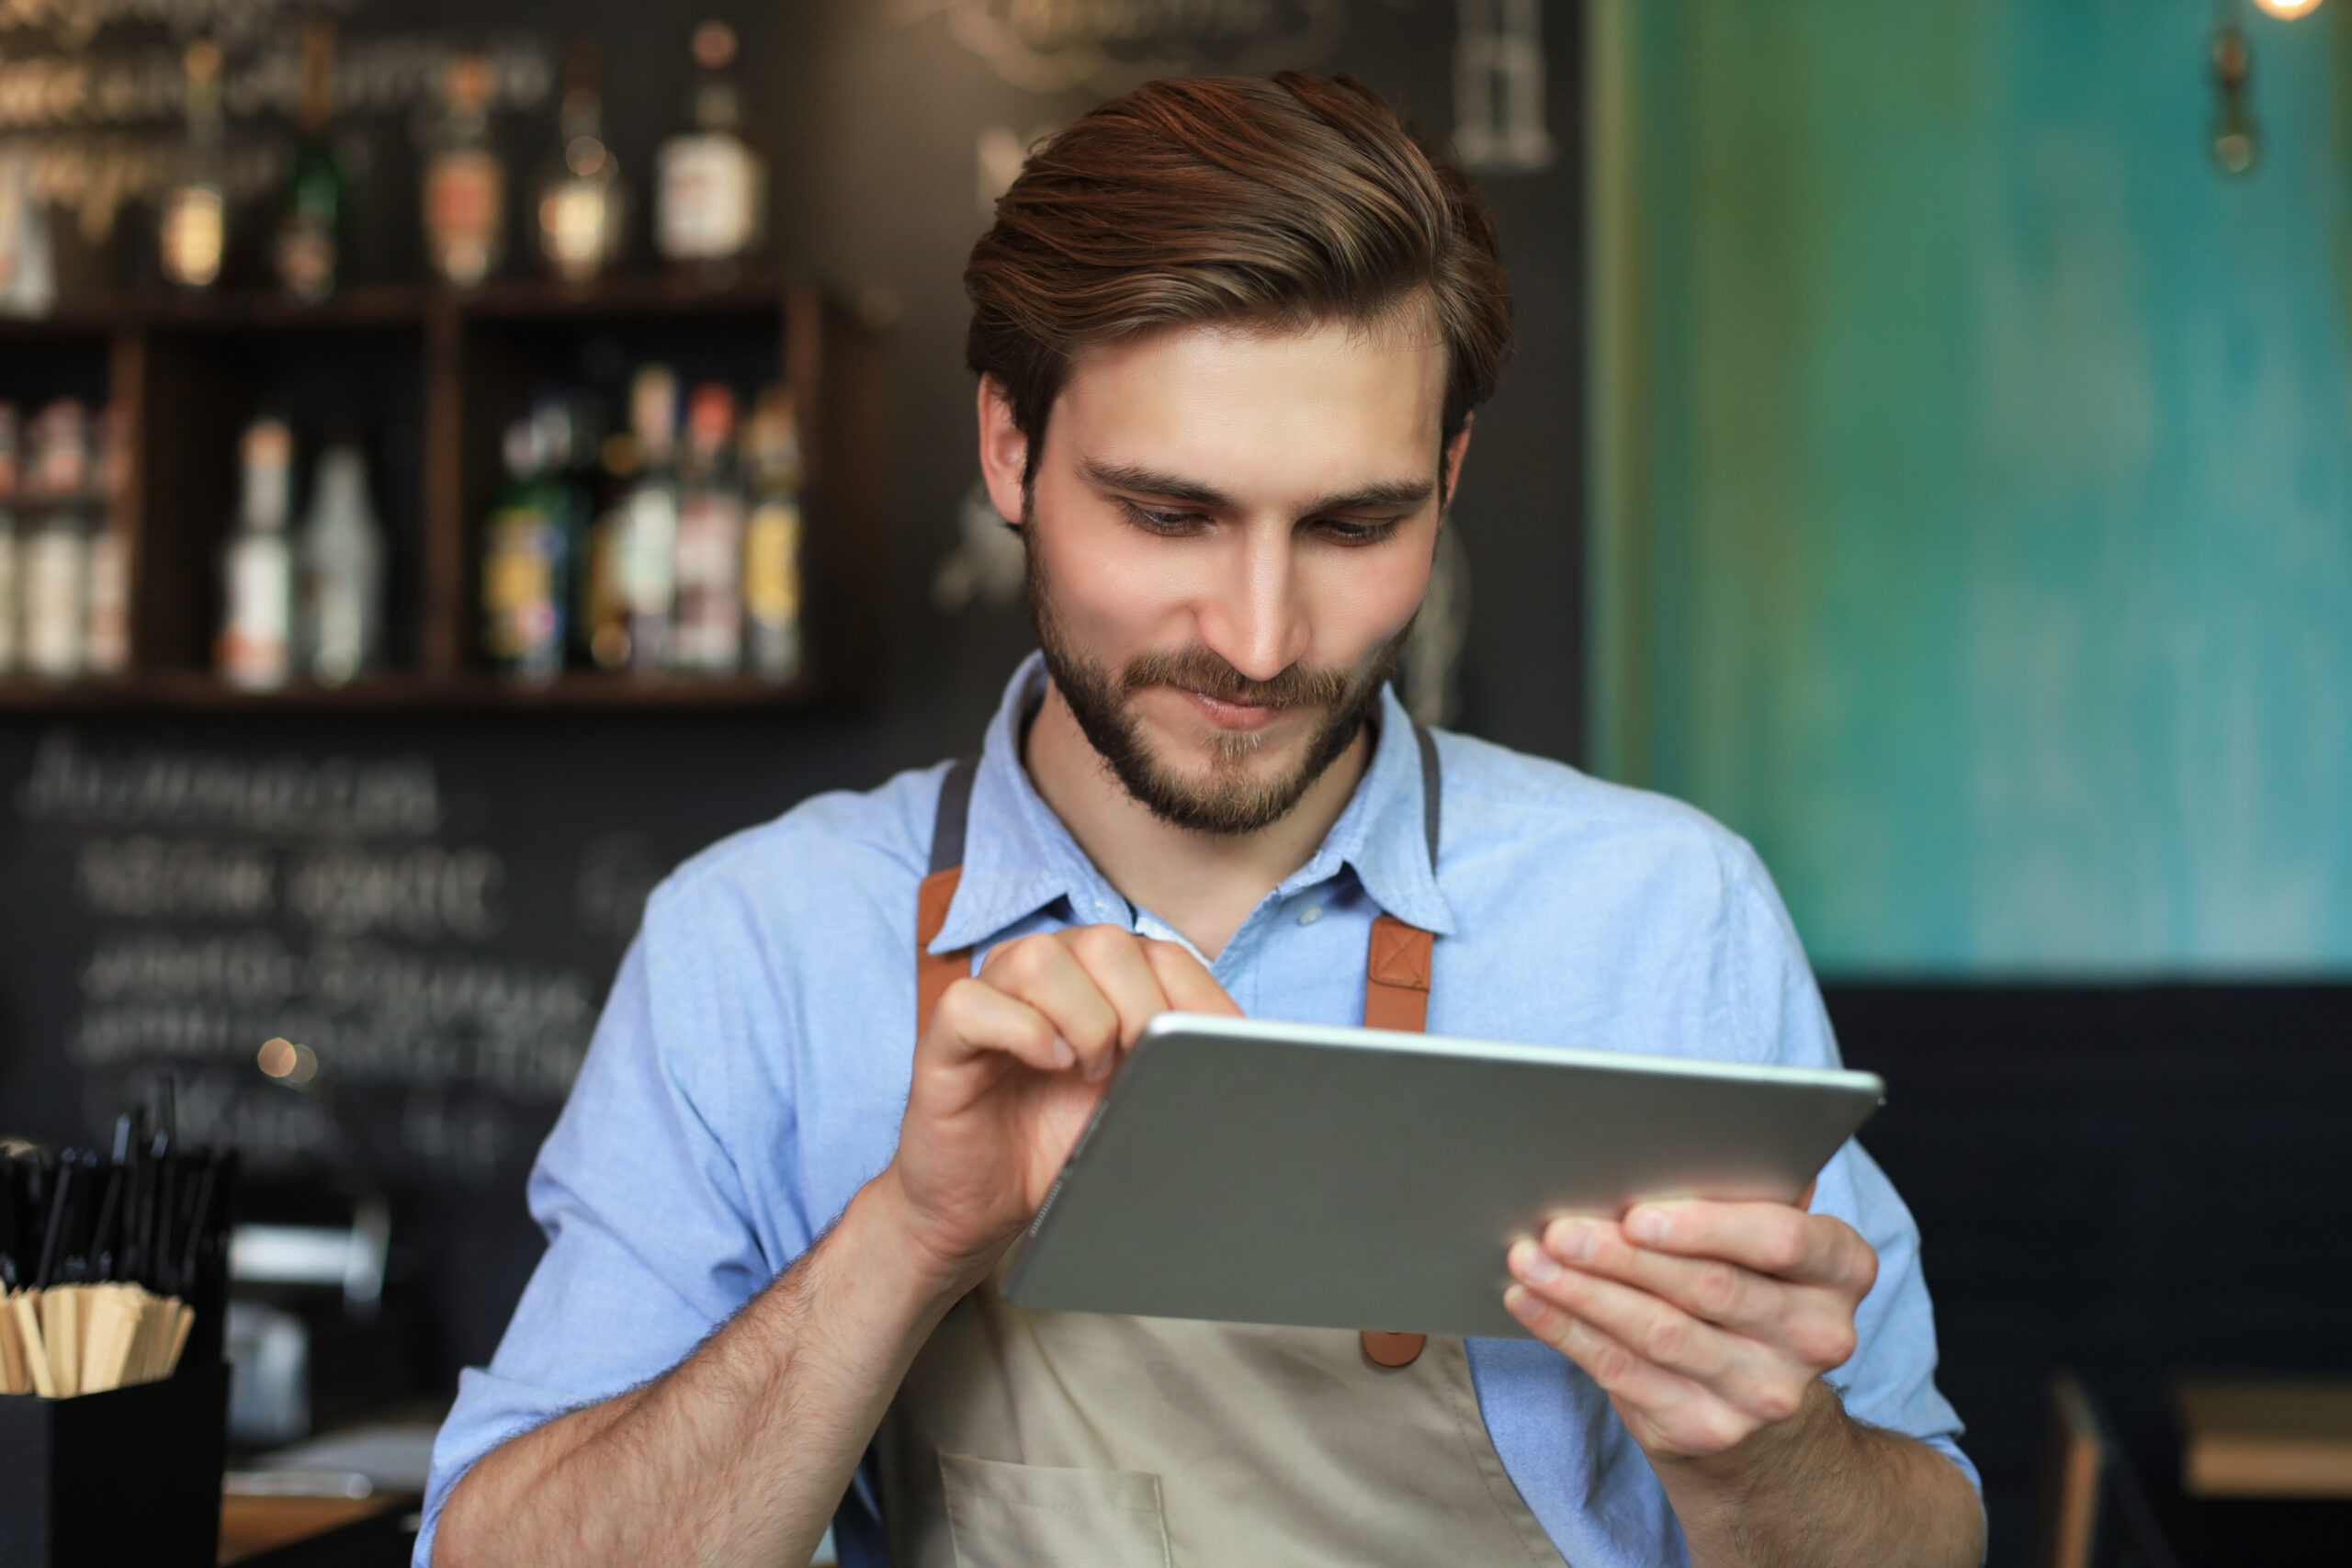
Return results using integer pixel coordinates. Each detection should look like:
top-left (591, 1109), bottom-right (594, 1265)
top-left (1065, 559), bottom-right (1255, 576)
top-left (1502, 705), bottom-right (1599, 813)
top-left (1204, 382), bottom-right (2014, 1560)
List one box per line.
top-left (2253, 0), bottom-right (2323, 18)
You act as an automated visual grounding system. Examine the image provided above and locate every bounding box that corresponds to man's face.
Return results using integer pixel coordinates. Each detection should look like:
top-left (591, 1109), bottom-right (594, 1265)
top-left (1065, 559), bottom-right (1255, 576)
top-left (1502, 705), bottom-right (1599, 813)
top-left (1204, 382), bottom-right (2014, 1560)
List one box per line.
top-left (979, 308), bottom-right (1464, 834)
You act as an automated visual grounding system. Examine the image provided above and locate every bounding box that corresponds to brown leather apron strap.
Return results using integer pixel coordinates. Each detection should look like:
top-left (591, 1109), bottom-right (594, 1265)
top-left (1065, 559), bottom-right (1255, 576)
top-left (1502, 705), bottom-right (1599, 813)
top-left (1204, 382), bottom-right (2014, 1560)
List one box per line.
top-left (1363, 722), bottom-right (1441, 1367)
top-left (1363, 914), bottom-right (1433, 1032)
top-left (916, 758), bottom-right (980, 1035)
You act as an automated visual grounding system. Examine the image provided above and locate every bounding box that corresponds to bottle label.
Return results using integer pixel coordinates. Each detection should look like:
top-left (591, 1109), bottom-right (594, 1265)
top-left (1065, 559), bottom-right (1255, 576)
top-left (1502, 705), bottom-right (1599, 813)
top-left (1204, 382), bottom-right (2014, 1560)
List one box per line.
top-left (24, 524), bottom-right (85, 678)
top-left (673, 493), bottom-right (744, 671)
top-left (427, 152), bottom-right (505, 287)
top-left (275, 217), bottom-right (337, 305)
top-left (482, 509), bottom-right (563, 669)
top-left (658, 136), bottom-right (755, 260)
top-left (744, 499), bottom-right (801, 623)
top-left (220, 534), bottom-right (291, 689)
top-left (621, 486), bottom-right (678, 613)
top-left (744, 498), bottom-right (801, 682)
top-left (82, 526), bottom-right (129, 674)
top-left (542, 183), bottom-right (611, 279)
top-left (161, 186), bottom-right (225, 289)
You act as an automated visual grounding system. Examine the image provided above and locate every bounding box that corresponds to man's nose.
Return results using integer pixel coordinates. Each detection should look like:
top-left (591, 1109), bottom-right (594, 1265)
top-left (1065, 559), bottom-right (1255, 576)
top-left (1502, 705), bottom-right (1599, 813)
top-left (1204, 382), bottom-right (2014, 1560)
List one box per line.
top-left (1196, 526), bottom-right (1309, 682)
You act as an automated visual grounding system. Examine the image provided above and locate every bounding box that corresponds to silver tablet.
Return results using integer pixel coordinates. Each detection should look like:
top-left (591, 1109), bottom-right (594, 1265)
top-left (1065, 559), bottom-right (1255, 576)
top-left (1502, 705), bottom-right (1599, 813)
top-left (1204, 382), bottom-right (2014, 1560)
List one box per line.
top-left (1001, 1012), bottom-right (1885, 1339)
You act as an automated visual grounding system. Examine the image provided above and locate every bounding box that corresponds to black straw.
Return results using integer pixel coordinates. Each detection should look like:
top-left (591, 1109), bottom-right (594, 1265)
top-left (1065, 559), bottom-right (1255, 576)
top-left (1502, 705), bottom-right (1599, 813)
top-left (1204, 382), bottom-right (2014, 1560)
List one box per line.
top-left (89, 1160), bottom-right (124, 1282)
top-left (32, 1158), bottom-right (71, 1291)
top-left (176, 1154), bottom-right (220, 1294)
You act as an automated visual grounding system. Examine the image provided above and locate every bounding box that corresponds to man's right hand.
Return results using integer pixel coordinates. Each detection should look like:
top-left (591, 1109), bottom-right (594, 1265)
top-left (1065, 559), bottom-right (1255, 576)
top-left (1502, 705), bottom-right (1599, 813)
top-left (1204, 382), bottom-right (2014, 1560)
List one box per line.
top-left (883, 925), bottom-right (1239, 1291)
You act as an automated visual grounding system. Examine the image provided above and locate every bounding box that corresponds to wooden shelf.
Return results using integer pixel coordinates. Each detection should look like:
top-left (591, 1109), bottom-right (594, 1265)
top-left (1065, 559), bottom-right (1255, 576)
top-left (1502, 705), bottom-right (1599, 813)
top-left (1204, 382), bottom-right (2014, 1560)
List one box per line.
top-left (0, 274), bottom-right (791, 336)
top-left (1, 276), bottom-right (889, 716)
top-left (0, 671), bottom-right (821, 713)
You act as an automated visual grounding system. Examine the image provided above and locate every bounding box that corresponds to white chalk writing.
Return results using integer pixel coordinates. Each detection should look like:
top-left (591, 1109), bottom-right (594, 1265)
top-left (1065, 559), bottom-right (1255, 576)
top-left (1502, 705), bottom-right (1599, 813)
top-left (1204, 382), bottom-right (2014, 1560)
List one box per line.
top-left (17, 730), bottom-right (443, 839)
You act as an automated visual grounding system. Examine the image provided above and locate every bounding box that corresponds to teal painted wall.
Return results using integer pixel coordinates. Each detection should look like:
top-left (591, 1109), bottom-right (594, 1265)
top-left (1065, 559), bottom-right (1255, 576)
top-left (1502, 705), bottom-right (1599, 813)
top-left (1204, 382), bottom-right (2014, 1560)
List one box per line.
top-left (1591, 0), bottom-right (2352, 975)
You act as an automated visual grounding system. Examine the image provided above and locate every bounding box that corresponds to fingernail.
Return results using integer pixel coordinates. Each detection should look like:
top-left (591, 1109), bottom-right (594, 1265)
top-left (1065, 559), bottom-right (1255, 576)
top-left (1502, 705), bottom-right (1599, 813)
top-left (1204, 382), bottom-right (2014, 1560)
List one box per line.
top-left (1087, 1050), bottom-right (1114, 1081)
top-left (1053, 1036), bottom-right (1076, 1068)
top-left (1504, 1284), bottom-right (1543, 1324)
top-left (1627, 1208), bottom-right (1669, 1245)
top-left (1546, 1219), bottom-right (1594, 1264)
top-left (1510, 1241), bottom-right (1560, 1285)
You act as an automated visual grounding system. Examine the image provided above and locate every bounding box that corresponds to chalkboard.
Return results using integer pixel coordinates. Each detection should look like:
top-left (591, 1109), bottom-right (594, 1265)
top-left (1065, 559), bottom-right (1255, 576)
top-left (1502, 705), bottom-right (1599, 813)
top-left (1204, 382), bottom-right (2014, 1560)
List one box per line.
top-left (0, 711), bottom-right (880, 1367)
top-left (0, 0), bottom-right (1586, 1383)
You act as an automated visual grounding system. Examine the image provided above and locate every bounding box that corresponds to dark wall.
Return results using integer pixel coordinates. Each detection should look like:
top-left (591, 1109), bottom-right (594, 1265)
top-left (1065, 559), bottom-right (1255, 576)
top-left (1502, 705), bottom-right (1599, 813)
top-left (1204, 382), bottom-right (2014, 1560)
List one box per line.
top-left (0, 0), bottom-right (1587, 1381)
top-left (1826, 984), bottom-right (2352, 1568)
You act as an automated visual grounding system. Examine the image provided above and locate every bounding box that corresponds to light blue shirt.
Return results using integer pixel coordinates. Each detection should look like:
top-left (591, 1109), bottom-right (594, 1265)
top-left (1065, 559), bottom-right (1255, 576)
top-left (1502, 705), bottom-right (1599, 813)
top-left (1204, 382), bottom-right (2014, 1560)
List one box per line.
top-left (419, 653), bottom-right (1975, 1567)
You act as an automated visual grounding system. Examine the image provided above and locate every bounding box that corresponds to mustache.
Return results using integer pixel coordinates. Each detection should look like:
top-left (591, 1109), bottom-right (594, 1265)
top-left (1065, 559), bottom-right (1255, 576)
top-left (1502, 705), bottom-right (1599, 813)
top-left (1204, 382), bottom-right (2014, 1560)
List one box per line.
top-left (1121, 647), bottom-right (1352, 710)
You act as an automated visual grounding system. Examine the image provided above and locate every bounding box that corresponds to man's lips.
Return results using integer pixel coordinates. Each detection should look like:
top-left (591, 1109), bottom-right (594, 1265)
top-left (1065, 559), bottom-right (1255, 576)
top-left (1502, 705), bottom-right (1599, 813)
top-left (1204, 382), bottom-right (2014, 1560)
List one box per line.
top-left (1176, 686), bottom-right (1286, 732)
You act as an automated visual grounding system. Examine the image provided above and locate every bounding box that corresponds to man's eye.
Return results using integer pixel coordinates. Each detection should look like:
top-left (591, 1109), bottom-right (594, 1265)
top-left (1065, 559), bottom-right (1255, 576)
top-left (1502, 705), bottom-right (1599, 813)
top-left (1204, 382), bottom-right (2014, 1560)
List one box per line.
top-left (1121, 502), bottom-right (1202, 532)
top-left (1319, 518), bottom-right (1402, 545)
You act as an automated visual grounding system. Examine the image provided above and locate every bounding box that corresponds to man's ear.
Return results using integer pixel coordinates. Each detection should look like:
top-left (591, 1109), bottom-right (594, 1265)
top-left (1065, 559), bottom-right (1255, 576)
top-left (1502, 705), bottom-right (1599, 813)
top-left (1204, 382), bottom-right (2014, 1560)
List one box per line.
top-left (1440, 413), bottom-right (1475, 510)
top-left (976, 377), bottom-right (1031, 526)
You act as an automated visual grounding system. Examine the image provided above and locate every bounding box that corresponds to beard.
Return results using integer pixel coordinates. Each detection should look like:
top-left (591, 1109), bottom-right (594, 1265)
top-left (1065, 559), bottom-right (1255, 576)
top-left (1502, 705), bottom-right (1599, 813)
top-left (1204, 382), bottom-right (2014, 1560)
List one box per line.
top-left (1026, 543), bottom-right (1412, 836)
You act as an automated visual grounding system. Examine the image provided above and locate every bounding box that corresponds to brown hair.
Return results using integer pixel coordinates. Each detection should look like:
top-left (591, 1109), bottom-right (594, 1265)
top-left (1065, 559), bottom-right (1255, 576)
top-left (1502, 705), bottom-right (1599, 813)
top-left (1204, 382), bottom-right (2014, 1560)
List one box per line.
top-left (966, 73), bottom-right (1514, 490)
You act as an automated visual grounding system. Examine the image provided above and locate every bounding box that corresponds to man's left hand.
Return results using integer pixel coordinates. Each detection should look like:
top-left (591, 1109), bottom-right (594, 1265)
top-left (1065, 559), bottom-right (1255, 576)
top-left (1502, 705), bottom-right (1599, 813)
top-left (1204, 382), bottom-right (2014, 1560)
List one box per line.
top-left (1504, 1199), bottom-right (1877, 1461)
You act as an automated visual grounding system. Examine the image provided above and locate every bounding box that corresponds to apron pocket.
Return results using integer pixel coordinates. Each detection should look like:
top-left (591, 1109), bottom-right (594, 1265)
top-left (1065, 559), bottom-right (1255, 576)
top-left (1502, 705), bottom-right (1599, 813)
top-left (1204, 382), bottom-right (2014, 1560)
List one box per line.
top-left (940, 1450), bottom-right (1172, 1568)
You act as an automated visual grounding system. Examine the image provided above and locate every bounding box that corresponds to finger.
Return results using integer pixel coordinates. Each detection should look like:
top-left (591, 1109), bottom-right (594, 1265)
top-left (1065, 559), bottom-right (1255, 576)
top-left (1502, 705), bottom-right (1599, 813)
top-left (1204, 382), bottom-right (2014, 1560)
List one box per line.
top-left (1056, 927), bottom-right (1171, 1059)
top-left (1509, 1242), bottom-right (1735, 1387)
top-left (1502, 1287), bottom-right (1756, 1456)
top-left (978, 936), bottom-right (1123, 1079)
top-left (1539, 1217), bottom-right (1788, 1337)
top-left (925, 977), bottom-right (1069, 1074)
top-left (1509, 1246), bottom-right (1822, 1432)
top-left (1536, 1217), bottom-right (1860, 1373)
top-left (1621, 1201), bottom-right (1877, 1294)
top-left (1138, 940), bottom-right (1241, 1016)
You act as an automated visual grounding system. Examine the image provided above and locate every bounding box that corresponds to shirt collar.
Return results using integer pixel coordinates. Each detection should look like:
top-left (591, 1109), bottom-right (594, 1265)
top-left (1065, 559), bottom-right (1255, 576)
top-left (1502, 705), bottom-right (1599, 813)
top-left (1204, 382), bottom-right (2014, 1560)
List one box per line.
top-left (928, 653), bottom-right (1455, 954)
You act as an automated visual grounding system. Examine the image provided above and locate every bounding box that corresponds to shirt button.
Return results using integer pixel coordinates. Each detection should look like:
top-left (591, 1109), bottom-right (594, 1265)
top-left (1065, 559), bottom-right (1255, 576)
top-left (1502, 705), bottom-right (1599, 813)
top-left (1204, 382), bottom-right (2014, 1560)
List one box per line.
top-left (1297, 906), bottom-right (1323, 926)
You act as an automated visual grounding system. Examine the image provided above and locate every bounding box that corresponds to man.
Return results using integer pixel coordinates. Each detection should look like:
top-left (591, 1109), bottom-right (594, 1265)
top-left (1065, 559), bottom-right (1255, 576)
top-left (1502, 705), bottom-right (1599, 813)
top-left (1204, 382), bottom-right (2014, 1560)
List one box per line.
top-left (424, 74), bottom-right (1982, 1567)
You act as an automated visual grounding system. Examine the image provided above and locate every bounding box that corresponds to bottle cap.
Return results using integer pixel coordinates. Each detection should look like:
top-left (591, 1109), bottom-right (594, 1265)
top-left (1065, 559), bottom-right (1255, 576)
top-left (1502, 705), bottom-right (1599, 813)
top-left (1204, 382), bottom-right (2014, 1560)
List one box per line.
top-left (692, 21), bottom-right (738, 69)
top-left (686, 382), bottom-right (737, 454)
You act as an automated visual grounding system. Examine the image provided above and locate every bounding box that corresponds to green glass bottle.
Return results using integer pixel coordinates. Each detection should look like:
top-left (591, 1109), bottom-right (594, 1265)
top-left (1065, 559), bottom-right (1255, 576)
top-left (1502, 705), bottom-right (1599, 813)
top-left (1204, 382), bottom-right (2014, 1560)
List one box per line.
top-left (274, 19), bottom-right (350, 305)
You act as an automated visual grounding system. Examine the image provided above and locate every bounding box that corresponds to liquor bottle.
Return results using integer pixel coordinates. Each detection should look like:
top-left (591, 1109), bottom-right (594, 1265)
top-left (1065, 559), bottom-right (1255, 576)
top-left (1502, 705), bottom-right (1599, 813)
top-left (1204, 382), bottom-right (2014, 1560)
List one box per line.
top-left (741, 385), bottom-right (804, 683)
top-left (81, 406), bottom-right (130, 677)
top-left (219, 418), bottom-right (296, 691)
top-left (580, 432), bottom-right (637, 671)
top-left (621, 365), bottom-right (679, 674)
top-left (423, 51), bottom-right (506, 289)
top-left (481, 417), bottom-right (569, 682)
top-left (673, 383), bottom-right (746, 673)
top-left (21, 400), bottom-right (91, 680)
top-left (535, 42), bottom-right (627, 284)
top-left (275, 20), bottom-right (350, 305)
top-left (0, 403), bottom-right (19, 673)
top-left (298, 443), bottom-right (384, 685)
top-left (0, 152), bottom-right (57, 318)
top-left (654, 22), bottom-right (766, 276)
top-left (159, 39), bottom-right (228, 292)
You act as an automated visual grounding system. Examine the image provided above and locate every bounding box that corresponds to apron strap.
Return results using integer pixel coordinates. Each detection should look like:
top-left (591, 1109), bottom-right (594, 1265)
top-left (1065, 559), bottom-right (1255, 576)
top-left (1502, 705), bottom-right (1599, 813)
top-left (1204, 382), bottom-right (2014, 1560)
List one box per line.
top-left (1363, 723), bottom-right (1441, 1033)
top-left (916, 757), bottom-right (980, 1035)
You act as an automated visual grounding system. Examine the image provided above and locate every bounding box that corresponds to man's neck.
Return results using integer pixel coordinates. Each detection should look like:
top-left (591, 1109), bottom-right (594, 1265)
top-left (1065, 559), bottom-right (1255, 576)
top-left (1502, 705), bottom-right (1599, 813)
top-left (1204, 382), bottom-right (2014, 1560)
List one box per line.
top-left (1022, 681), bottom-right (1373, 963)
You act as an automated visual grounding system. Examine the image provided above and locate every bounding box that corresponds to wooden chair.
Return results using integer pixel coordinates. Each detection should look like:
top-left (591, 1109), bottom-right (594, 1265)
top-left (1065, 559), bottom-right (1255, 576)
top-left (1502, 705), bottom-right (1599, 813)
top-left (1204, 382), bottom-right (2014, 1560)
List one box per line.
top-left (2032, 1370), bottom-right (2182, 1568)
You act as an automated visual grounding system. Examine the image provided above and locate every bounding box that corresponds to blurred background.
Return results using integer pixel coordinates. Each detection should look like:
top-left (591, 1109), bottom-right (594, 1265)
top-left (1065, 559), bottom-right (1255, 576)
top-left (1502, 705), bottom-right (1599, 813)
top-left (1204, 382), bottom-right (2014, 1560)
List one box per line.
top-left (0, 2), bottom-right (2344, 1564)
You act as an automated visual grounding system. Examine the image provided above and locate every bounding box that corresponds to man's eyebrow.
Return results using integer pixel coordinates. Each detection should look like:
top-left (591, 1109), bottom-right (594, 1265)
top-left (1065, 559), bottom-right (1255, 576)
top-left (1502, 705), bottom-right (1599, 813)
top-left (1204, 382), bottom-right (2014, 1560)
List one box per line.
top-left (1079, 459), bottom-right (1230, 508)
top-left (1078, 458), bottom-right (1434, 515)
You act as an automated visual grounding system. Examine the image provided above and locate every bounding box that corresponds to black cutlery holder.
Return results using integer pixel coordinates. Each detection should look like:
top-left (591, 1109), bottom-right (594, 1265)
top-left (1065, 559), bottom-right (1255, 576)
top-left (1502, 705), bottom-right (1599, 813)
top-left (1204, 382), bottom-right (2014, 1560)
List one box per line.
top-left (0, 1361), bottom-right (229, 1567)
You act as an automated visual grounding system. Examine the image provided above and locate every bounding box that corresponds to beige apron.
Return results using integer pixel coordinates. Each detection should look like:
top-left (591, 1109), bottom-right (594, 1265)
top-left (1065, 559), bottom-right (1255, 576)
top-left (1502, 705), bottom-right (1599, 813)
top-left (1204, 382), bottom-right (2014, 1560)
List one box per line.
top-left (888, 740), bottom-right (1566, 1568)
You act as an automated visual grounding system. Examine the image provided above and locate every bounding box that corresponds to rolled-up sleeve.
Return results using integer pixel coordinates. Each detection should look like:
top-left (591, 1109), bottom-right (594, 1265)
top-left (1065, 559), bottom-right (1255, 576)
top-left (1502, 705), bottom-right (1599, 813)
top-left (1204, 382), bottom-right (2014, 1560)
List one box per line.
top-left (1728, 845), bottom-right (1979, 1497)
top-left (415, 883), bottom-right (784, 1565)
